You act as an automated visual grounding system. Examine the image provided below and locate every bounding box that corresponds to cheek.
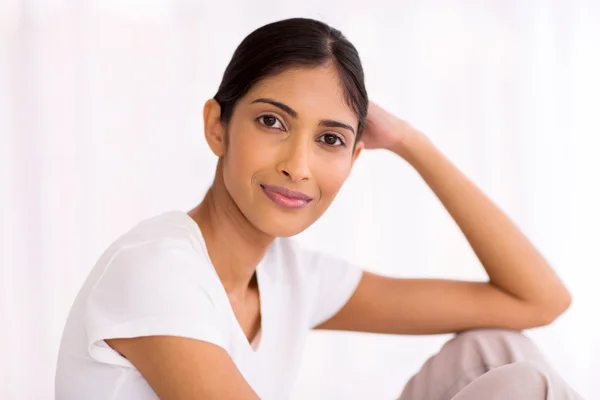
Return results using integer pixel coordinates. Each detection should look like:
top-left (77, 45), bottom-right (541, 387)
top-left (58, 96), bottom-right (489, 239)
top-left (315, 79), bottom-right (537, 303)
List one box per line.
top-left (226, 142), bottom-right (259, 176)
top-left (314, 160), bottom-right (351, 200)
top-left (223, 125), bottom-right (273, 188)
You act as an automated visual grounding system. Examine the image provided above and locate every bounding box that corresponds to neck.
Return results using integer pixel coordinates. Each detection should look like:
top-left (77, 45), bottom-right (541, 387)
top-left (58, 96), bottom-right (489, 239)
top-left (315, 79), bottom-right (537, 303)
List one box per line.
top-left (188, 160), bottom-right (274, 296)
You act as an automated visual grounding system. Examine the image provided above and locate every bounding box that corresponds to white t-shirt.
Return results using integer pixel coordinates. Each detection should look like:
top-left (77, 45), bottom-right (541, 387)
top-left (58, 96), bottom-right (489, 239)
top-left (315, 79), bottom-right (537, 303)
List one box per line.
top-left (55, 211), bottom-right (363, 400)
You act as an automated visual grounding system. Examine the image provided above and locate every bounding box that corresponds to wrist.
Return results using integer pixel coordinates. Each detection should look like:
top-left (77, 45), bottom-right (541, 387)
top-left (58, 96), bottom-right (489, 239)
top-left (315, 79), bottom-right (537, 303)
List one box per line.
top-left (390, 130), bottom-right (431, 163)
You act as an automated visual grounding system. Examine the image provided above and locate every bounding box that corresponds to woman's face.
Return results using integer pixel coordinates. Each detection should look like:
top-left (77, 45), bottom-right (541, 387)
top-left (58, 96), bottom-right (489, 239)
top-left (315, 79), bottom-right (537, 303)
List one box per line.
top-left (219, 64), bottom-right (362, 237)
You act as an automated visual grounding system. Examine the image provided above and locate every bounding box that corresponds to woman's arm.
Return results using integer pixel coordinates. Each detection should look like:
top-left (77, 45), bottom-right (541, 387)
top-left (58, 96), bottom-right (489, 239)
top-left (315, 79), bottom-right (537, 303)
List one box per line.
top-left (400, 131), bottom-right (571, 314)
top-left (106, 336), bottom-right (260, 400)
top-left (316, 102), bottom-right (571, 334)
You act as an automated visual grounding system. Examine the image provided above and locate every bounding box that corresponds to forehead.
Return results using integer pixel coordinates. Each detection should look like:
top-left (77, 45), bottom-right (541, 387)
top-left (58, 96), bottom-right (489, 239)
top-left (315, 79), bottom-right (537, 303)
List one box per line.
top-left (242, 64), bottom-right (357, 124)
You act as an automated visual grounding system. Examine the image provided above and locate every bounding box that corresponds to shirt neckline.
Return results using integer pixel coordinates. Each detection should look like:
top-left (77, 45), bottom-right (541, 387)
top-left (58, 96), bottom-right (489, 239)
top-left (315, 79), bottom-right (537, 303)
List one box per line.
top-left (166, 210), bottom-right (269, 355)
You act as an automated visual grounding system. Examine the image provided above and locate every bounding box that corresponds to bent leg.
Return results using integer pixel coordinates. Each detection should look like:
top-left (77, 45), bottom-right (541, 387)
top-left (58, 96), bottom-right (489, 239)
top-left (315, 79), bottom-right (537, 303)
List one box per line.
top-left (398, 329), bottom-right (581, 400)
top-left (450, 361), bottom-right (582, 400)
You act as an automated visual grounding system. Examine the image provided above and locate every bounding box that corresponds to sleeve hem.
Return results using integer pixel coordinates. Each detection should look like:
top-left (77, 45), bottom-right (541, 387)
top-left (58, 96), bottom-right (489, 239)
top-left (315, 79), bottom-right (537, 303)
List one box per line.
top-left (311, 267), bottom-right (364, 328)
top-left (87, 315), bottom-right (227, 368)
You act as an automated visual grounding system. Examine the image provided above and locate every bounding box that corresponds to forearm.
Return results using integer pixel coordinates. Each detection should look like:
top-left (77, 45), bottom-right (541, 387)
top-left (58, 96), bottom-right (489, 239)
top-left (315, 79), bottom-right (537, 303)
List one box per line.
top-left (395, 133), bottom-right (571, 312)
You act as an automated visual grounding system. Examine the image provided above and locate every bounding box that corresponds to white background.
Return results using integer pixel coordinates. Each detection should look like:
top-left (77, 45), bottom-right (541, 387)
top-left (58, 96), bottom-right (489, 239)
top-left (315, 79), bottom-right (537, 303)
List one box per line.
top-left (1, 0), bottom-right (599, 398)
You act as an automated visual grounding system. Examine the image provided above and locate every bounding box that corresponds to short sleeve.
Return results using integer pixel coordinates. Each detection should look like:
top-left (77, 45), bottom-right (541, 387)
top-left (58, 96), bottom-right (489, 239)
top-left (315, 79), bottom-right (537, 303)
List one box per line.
top-left (84, 239), bottom-right (226, 367)
top-left (300, 247), bottom-right (364, 328)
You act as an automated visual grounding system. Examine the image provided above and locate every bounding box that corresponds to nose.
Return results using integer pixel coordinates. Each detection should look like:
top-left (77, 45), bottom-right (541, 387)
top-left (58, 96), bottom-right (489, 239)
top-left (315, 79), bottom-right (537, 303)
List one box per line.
top-left (277, 137), bottom-right (311, 183)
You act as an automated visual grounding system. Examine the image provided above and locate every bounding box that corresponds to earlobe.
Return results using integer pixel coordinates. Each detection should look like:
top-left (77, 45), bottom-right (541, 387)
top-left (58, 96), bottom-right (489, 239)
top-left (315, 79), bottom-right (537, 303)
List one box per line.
top-left (203, 99), bottom-right (226, 157)
top-left (351, 140), bottom-right (364, 165)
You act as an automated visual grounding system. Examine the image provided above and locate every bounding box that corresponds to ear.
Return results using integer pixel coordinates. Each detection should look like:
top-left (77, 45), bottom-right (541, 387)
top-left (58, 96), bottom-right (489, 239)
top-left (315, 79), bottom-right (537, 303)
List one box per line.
top-left (203, 99), bottom-right (226, 157)
top-left (351, 140), bottom-right (364, 166)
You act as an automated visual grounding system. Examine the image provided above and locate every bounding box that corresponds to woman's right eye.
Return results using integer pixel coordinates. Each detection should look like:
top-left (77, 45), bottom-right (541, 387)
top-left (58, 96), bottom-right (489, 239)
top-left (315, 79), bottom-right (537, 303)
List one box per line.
top-left (257, 115), bottom-right (284, 130)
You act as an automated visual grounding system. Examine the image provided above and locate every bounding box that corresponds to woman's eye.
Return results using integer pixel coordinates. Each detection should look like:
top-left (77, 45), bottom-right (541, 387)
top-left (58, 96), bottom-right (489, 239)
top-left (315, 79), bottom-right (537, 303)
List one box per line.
top-left (319, 133), bottom-right (345, 147)
top-left (257, 115), bottom-right (284, 130)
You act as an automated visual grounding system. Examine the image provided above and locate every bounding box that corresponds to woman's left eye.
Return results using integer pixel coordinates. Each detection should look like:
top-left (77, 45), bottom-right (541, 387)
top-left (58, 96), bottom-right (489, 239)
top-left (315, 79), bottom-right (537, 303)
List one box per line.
top-left (318, 133), bottom-right (346, 147)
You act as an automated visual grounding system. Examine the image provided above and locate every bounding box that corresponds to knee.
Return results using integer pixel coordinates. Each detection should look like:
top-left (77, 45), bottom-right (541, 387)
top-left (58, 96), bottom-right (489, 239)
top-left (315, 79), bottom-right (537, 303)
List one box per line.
top-left (506, 360), bottom-right (547, 375)
top-left (445, 329), bottom-right (543, 368)
top-left (486, 361), bottom-right (551, 390)
top-left (450, 361), bottom-right (551, 400)
top-left (451, 329), bottom-right (530, 352)
top-left (453, 329), bottom-right (527, 345)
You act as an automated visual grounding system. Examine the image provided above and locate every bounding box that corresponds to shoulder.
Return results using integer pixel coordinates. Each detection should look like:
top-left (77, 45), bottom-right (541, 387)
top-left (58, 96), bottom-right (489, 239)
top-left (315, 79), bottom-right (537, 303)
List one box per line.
top-left (111, 210), bottom-right (204, 256)
top-left (83, 212), bottom-right (226, 344)
top-left (270, 238), bottom-right (364, 329)
top-left (89, 211), bottom-right (219, 300)
top-left (79, 213), bottom-right (230, 368)
top-left (268, 237), bottom-right (362, 280)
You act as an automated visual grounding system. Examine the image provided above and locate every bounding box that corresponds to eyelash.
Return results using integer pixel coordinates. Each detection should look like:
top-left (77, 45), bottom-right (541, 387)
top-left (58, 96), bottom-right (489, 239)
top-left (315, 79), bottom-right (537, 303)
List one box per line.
top-left (256, 114), bottom-right (347, 148)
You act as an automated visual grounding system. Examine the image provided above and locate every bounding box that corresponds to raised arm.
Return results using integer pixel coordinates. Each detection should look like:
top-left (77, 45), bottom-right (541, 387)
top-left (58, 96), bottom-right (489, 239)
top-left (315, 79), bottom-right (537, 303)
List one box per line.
top-left (316, 102), bottom-right (571, 334)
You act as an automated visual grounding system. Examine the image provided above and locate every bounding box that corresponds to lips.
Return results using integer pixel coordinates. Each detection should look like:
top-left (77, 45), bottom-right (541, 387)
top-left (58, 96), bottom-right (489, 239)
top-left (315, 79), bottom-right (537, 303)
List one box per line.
top-left (260, 184), bottom-right (313, 209)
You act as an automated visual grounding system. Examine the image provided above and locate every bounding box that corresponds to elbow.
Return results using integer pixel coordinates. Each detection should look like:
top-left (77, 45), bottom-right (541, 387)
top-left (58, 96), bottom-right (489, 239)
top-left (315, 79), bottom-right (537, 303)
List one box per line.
top-left (535, 290), bottom-right (572, 326)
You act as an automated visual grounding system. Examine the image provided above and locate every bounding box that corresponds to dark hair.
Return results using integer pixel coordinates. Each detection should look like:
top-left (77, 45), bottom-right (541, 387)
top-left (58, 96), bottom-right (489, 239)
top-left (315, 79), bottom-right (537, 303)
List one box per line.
top-left (214, 18), bottom-right (368, 144)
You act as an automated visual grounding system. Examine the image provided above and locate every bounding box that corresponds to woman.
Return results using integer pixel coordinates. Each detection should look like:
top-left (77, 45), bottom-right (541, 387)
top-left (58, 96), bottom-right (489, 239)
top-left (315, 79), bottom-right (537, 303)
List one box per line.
top-left (55, 17), bottom-right (582, 399)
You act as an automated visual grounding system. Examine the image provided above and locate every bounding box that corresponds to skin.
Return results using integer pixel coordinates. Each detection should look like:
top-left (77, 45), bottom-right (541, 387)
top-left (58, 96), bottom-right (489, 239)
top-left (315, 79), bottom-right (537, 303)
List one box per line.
top-left (107, 63), bottom-right (572, 399)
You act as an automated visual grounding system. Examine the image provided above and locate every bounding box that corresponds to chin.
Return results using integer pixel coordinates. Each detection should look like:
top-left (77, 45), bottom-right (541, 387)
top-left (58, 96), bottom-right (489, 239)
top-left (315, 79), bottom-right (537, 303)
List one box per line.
top-left (250, 213), bottom-right (315, 238)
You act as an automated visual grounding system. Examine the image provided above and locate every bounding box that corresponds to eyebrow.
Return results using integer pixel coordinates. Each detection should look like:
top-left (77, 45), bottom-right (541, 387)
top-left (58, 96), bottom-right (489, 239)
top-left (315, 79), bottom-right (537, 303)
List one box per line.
top-left (251, 98), bottom-right (356, 135)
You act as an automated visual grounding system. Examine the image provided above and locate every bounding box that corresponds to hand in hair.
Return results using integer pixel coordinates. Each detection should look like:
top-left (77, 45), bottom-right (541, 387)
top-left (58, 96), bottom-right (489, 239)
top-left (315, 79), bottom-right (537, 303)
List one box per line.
top-left (359, 101), bottom-right (424, 158)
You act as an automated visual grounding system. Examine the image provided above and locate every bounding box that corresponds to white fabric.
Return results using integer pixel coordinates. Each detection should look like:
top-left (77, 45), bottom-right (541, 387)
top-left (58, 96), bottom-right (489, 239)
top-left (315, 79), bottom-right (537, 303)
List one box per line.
top-left (54, 211), bottom-right (363, 400)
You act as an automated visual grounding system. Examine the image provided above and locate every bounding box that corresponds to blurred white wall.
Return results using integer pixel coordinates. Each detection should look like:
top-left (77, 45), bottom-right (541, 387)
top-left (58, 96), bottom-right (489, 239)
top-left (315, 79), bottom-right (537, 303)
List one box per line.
top-left (1, 0), bottom-right (599, 399)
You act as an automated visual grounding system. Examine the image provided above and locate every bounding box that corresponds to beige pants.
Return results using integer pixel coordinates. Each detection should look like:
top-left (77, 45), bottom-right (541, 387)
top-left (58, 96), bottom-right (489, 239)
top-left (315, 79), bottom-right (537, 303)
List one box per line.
top-left (398, 329), bottom-right (584, 400)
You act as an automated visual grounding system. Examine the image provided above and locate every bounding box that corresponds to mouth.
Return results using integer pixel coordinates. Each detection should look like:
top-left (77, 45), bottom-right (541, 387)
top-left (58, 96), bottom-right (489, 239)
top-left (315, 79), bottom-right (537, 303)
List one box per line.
top-left (260, 184), bottom-right (313, 209)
